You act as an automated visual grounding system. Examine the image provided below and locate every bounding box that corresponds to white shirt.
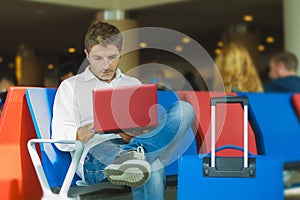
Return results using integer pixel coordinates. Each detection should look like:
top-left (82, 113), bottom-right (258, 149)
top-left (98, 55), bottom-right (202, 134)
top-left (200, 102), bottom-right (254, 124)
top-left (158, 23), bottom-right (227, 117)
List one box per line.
top-left (51, 66), bottom-right (142, 183)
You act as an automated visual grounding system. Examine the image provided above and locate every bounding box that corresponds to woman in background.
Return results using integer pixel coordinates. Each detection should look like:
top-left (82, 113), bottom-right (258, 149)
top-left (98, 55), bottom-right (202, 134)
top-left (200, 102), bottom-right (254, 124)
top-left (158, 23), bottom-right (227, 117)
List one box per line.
top-left (214, 43), bottom-right (263, 92)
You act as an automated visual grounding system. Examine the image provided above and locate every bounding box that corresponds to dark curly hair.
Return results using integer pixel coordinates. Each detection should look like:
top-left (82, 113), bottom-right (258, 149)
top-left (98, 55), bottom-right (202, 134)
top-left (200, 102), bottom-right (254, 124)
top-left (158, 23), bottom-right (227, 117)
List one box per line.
top-left (84, 21), bottom-right (122, 53)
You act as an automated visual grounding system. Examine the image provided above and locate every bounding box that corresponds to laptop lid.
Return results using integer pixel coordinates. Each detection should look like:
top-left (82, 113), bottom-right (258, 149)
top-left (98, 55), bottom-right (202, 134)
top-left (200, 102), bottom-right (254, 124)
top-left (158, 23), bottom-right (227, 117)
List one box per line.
top-left (92, 84), bottom-right (158, 133)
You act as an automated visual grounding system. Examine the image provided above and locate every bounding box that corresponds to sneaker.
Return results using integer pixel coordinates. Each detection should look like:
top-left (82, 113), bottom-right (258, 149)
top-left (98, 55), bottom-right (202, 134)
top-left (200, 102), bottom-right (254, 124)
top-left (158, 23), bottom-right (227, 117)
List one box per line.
top-left (104, 146), bottom-right (151, 187)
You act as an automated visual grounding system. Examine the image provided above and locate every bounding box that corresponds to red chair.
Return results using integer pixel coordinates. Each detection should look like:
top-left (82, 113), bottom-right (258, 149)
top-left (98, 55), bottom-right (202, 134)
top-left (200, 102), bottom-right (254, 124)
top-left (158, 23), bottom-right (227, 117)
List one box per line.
top-left (182, 91), bottom-right (257, 156)
top-left (0, 87), bottom-right (42, 200)
top-left (292, 93), bottom-right (300, 120)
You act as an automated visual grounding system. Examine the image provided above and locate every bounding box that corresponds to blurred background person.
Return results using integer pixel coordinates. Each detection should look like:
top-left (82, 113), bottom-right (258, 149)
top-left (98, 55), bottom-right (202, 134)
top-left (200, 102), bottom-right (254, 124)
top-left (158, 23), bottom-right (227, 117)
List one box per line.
top-left (56, 61), bottom-right (77, 84)
top-left (152, 70), bottom-right (171, 90)
top-left (214, 43), bottom-right (263, 92)
top-left (0, 68), bottom-right (17, 115)
top-left (264, 51), bottom-right (300, 92)
top-left (181, 71), bottom-right (201, 91)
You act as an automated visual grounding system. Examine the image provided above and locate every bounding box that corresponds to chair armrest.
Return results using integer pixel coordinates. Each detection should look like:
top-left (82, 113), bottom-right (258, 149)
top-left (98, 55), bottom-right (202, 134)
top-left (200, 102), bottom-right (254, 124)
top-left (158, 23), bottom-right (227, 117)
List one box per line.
top-left (27, 139), bottom-right (84, 200)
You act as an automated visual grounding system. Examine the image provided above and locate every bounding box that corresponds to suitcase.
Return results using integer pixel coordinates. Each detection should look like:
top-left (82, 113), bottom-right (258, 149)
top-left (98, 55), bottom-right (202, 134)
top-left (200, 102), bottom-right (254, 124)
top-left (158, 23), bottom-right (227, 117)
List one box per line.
top-left (177, 96), bottom-right (283, 200)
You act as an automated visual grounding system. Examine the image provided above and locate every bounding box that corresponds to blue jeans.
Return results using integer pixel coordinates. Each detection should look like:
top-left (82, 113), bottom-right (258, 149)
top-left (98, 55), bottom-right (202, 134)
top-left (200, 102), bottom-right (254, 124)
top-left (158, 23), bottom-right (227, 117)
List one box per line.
top-left (84, 101), bottom-right (194, 200)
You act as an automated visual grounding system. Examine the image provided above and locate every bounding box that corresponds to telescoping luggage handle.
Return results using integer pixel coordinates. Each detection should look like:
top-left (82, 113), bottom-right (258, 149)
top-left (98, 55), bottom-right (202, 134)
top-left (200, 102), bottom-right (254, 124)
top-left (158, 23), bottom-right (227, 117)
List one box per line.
top-left (203, 96), bottom-right (255, 178)
top-left (210, 96), bottom-right (249, 168)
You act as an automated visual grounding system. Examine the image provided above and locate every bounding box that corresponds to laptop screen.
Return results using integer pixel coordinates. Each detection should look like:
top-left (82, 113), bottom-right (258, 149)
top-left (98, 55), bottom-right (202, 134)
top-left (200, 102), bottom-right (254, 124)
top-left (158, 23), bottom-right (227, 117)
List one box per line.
top-left (92, 84), bottom-right (158, 133)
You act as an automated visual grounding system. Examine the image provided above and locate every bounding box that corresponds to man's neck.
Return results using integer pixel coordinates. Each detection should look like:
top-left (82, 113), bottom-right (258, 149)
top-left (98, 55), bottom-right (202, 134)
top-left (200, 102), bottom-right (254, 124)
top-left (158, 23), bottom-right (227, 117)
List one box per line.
top-left (280, 70), bottom-right (297, 78)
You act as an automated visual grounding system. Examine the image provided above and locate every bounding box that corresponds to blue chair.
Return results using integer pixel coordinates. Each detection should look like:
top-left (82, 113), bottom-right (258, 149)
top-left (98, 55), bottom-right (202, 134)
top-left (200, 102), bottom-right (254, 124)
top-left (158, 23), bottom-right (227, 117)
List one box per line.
top-left (239, 92), bottom-right (300, 167)
top-left (26, 88), bottom-right (197, 199)
top-left (26, 88), bottom-right (128, 199)
top-left (177, 93), bottom-right (284, 200)
top-left (157, 90), bottom-right (198, 177)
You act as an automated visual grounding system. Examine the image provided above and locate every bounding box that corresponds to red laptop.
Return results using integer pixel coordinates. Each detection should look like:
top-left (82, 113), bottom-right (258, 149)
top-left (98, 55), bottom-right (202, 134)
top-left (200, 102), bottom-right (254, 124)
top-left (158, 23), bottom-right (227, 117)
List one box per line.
top-left (92, 84), bottom-right (158, 133)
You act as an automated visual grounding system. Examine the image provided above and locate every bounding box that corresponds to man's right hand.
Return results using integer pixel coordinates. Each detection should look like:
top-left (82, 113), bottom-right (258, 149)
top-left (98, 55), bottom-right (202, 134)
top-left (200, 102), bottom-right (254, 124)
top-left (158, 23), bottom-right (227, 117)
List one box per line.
top-left (76, 123), bottom-right (94, 143)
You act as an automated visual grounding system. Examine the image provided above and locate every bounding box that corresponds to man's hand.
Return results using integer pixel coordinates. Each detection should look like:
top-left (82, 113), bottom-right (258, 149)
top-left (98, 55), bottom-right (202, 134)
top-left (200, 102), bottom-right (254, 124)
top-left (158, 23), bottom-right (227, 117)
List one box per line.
top-left (118, 130), bottom-right (149, 143)
top-left (76, 123), bottom-right (94, 143)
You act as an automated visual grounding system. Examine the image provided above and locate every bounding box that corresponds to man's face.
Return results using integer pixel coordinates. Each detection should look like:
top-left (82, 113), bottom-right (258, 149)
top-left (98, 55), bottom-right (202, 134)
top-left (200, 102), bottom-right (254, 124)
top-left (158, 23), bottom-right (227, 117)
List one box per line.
top-left (268, 59), bottom-right (279, 79)
top-left (86, 44), bottom-right (120, 82)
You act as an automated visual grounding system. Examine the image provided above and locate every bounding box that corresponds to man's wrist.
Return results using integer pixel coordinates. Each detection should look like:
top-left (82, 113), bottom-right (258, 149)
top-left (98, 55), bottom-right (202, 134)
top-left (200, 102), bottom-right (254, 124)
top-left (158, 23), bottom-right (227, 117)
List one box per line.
top-left (89, 128), bottom-right (94, 134)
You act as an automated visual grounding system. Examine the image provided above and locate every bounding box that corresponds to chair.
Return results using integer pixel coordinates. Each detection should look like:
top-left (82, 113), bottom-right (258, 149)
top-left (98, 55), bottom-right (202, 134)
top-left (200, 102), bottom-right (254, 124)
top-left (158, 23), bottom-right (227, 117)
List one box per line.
top-left (292, 93), bottom-right (300, 120)
top-left (240, 92), bottom-right (300, 168)
top-left (157, 90), bottom-right (198, 178)
top-left (26, 88), bottom-right (129, 200)
top-left (183, 91), bottom-right (258, 156)
top-left (0, 87), bottom-right (42, 200)
top-left (26, 88), bottom-right (197, 199)
top-left (177, 92), bottom-right (283, 200)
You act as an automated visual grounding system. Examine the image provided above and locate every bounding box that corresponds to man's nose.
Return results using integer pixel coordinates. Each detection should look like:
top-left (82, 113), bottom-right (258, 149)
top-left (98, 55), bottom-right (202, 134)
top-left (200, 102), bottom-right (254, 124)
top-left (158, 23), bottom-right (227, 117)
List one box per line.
top-left (103, 59), bottom-right (110, 69)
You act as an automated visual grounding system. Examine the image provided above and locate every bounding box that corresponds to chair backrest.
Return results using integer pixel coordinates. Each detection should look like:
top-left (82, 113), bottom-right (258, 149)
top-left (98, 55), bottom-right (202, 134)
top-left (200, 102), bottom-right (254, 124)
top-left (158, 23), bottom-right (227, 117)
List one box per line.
top-left (0, 87), bottom-right (42, 200)
top-left (241, 92), bottom-right (300, 166)
top-left (292, 93), bottom-right (300, 120)
top-left (157, 91), bottom-right (198, 176)
top-left (26, 88), bottom-right (80, 188)
top-left (183, 91), bottom-right (258, 156)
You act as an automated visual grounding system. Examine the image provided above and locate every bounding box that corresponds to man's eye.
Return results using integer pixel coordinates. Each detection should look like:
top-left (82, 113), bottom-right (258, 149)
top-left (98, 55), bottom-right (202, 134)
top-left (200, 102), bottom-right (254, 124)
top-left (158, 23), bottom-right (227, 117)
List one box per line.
top-left (93, 57), bottom-right (103, 61)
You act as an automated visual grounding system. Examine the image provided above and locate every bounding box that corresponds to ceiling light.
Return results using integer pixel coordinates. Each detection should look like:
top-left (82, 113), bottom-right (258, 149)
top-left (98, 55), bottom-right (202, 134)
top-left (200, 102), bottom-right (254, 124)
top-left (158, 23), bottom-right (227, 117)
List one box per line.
top-left (217, 41), bottom-right (224, 47)
top-left (182, 37), bottom-right (190, 44)
top-left (243, 14), bottom-right (253, 22)
top-left (266, 36), bottom-right (275, 44)
top-left (47, 64), bottom-right (54, 70)
top-left (0, 57), bottom-right (3, 63)
top-left (214, 48), bottom-right (222, 55)
top-left (139, 42), bottom-right (147, 48)
top-left (175, 45), bottom-right (183, 52)
top-left (257, 45), bottom-right (265, 52)
top-left (8, 62), bottom-right (14, 68)
top-left (68, 48), bottom-right (76, 53)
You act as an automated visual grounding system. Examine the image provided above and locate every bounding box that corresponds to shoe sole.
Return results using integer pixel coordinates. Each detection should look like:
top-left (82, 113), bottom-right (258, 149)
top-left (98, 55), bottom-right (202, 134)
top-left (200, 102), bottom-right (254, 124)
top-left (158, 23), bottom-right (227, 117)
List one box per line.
top-left (104, 160), bottom-right (151, 187)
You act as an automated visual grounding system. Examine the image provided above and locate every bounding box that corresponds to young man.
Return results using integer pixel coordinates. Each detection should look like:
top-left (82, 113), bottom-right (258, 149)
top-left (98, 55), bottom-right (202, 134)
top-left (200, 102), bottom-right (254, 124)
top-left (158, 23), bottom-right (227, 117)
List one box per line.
top-left (264, 51), bottom-right (300, 92)
top-left (51, 21), bottom-right (194, 199)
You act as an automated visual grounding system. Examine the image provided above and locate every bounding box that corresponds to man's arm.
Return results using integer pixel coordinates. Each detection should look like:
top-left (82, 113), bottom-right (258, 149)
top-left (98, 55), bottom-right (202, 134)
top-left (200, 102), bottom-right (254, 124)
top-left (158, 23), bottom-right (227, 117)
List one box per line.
top-left (52, 81), bottom-right (87, 151)
top-left (117, 130), bottom-right (149, 143)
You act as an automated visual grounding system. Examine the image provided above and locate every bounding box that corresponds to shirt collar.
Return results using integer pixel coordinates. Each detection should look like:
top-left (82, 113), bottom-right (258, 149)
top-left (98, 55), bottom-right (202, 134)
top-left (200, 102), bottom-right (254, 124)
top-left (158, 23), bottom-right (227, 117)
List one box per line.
top-left (83, 66), bottom-right (123, 81)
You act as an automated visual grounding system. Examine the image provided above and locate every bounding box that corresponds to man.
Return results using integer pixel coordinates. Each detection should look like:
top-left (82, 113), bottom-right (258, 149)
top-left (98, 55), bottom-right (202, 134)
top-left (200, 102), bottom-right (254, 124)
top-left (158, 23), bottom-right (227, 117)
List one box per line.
top-left (51, 21), bottom-right (194, 200)
top-left (264, 51), bottom-right (300, 92)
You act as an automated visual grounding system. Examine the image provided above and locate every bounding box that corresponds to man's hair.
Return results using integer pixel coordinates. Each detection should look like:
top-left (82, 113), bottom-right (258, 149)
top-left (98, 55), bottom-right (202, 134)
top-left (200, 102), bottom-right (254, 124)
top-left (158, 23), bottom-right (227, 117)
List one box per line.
top-left (84, 21), bottom-right (122, 53)
top-left (272, 51), bottom-right (299, 72)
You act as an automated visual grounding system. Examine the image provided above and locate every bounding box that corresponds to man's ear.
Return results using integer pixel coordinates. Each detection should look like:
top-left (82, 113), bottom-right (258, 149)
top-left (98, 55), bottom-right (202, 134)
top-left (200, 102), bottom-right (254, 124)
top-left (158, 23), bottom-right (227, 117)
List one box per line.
top-left (84, 49), bottom-right (89, 58)
top-left (277, 61), bottom-right (286, 76)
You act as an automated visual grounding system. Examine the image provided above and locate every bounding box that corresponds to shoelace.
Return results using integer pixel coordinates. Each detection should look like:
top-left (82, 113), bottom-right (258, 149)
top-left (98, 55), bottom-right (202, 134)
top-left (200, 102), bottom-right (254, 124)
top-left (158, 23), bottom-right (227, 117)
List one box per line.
top-left (135, 145), bottom-right (145, 160)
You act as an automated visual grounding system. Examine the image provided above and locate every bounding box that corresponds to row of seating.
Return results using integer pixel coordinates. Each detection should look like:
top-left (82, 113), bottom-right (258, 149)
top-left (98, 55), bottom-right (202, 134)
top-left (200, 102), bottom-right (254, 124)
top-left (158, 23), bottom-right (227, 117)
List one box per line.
top-left (178, 92), bottom-right (300, 200)
top-left (0, 87), bottom-right (300, 199)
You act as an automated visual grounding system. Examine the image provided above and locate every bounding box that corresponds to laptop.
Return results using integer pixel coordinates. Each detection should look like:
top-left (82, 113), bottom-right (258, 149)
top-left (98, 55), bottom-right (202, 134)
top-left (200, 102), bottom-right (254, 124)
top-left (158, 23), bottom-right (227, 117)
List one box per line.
top-left (92, 84), bottom-right (158, 134)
